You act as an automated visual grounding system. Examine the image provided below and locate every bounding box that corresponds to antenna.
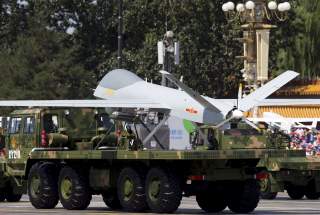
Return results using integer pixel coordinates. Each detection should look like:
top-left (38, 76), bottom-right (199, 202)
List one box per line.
top-left (157, 31), bottom-right (180, 86)
top-left (157, 41), bottom-right (164, 65)
top-left (174, 42), bottom-right (180, 65)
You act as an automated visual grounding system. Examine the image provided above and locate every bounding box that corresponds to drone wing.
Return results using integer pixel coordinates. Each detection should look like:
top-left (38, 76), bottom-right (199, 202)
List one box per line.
top-left (238, 70), bottom-right (299, 112)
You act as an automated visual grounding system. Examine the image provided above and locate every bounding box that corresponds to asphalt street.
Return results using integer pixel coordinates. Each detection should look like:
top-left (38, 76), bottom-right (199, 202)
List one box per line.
top-left (1, 193), bottom-right (320, 215)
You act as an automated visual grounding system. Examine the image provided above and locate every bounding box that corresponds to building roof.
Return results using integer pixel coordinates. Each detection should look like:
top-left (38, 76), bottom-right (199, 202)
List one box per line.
top-left (247, 106), bottom-right (320, 118)
top-left (271, 79), bottom-right (320, 97)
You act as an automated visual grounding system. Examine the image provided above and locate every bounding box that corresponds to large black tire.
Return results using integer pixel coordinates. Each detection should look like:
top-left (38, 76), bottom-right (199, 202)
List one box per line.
top-left (28, 162), bottom-right (59, 209)
top-left (102, 189), bottom-right (122, 209)
top-left (305, 182), bottom-right (320, 200)
top-left (305, 190), bottom-right (320, 200)
top-left (117, 167), bottom-right (147, 212)
top-left (145, 168), bottom-right (182, 213)
top-left (58, 166), bottom-right (92, 210)
top-left (5, 187), bottom-right (22, 202)
top-left (227, 179), bottom-right (260, 214)
top-left (287, 185), bottom-right (305, 200)
top-left (0, 189), bottom-right (5, 202)
top-left (196, 186), bottom-right (227, 213)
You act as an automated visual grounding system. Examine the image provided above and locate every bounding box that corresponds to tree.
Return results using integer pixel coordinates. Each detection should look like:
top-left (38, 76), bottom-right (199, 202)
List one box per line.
top-left (0, 1), bottom-right (95, 99)
top-left (271, 0), bottom-right (320, 79)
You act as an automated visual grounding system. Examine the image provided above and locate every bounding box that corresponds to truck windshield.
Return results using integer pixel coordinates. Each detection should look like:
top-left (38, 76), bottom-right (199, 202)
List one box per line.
top-left (8, 117), bottom-right (22, 134)
top-left (24, 117), bottom-right (35, 134)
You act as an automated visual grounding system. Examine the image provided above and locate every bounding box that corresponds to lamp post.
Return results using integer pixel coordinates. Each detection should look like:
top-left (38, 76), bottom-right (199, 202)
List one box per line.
top-left (117, 0), bottom-right (123, 68)
top-left (222, 0), bottom-right (291, 92)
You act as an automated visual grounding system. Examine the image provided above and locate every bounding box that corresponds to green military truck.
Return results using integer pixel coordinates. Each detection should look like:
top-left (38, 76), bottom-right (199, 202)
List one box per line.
top-left (0, 115), bottom-right (23, 202)
top-left (2, 108), bottom-right (313, 213)
top-left (212, 123), bottom-right (320, 201)
top-left (260, 155), bottom-right (320, 200)
top-left (255, 129), bottom-right (320, 200)
top-left (1, 108), bottom-right (306, 214)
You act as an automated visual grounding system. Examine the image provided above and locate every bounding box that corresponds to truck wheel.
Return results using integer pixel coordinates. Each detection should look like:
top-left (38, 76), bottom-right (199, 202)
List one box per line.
top-left (5, 193), bottom-right (22, 202)
top-left (5, 189), bottom-right (22, 202)
top-left (102, 189), bottom-right (122, 209)
top-left (117, 167), bottom-right (147, 212)
top-left (260, 177), bottom-right (278, 200)
top-left (227, 179), bottom-right (260, 213)
top-left (196, 189), bottom-right (227, 212)
top-left (305, 182), bottom-right (320, 200)
top-left (0, 190), bottom-right (5, 202)
top-left (145, 168), bottom-right (182, 213)
top-left (287, 185), bottom-right (305, 200)
top-left (28, 162), bottom-right (59, 209)
top-left (305, 190), bottom-right (320, 200)
top-left (4, 185), bottom-right (22, 202)
top-left (58, 166), bottom-right (92, 210)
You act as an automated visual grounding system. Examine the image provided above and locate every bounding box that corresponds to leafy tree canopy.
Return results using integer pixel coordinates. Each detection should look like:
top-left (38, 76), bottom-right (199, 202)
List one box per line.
top-left (0, 0), bottom-right (318, 101)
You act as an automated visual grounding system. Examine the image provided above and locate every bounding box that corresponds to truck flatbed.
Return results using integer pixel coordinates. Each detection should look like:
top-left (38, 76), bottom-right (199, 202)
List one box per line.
top-left (28, 148), bottom-right (303, 160)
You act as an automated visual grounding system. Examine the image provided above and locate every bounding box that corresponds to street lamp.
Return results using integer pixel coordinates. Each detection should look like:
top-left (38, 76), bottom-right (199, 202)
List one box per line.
top-left (222, 1), bottom-right (291, 22)
top-left (222, 0), bottom-right (291, 91)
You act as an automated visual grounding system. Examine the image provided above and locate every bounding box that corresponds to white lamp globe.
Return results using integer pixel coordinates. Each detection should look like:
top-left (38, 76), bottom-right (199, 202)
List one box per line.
top-left (222, 3), bottom-right (229, 12)
top-left (226, 1), bottom-right (235, 11)
top-left (245, 1), bottom-right (255, 10)
top-left (236, 3), bottom-right (245, 12)
top-left (278, 3), bottom-right (285, 12)
top-left (268, 1), bottom-right (277, 10)
top-left (282, 2), bottom-right (291, 11)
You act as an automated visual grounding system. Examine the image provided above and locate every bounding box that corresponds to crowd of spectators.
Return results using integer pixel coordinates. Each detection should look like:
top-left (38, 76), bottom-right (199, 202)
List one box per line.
top-left (289, 127), bottom-right (320, 156)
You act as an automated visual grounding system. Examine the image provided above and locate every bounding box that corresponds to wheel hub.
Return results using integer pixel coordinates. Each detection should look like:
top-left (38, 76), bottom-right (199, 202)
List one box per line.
top-left (61, 177), bottom-right (72, 200)
top-left (149, 179), bottom-right (161, 201)
top-left (260, 178), bottom-right (268, 192)
top-left (30, 175), bottom-right (40, 197)
top-left (123, 178), bottom-right (134, 200)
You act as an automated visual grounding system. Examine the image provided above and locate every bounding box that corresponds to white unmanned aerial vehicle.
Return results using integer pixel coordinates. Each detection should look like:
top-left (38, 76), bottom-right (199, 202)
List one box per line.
top-left (0, 69), bottom-right (298, 129)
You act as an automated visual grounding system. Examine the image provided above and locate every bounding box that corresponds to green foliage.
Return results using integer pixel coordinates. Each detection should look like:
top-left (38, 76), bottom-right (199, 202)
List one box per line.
top-left (120, 0), bottom-right (242, 97)
top-left (0, 0), bottom-right (319, 101)
top-left (0, 1), bottom-right (94, 99)
top-left (273, 0), bottom-right (320, 79)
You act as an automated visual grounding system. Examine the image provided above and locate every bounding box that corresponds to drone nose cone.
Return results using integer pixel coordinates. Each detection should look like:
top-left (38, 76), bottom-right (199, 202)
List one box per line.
top-left (232, 109), bottom-right (243, 119)
top-left (94, 69), bottom-right (143, 99)
top-left (93, 85), bottom-right (108, 99)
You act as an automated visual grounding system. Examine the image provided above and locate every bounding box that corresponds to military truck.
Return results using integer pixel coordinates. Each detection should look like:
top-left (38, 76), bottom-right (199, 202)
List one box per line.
top-left (210, 122), bottom-right (320, 201)
top-left (0, 108), bottom-right (305, 214)
top-left (260, 154), bottom-right (320, 200)
top-left (256, 128), bottom-right (320, 200)
top-left (0, 115), bottom-right (22, 202)
top-left (0, 107), bottom-right (110, 202)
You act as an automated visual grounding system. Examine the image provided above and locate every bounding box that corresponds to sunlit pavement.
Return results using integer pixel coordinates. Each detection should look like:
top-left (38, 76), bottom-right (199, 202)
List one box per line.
top-left (1, 193), bottom-right (320, 215)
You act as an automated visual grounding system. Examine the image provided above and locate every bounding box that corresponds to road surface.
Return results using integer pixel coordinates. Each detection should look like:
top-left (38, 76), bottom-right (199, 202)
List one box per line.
top-left (1, 193), bottom-right (320, 214)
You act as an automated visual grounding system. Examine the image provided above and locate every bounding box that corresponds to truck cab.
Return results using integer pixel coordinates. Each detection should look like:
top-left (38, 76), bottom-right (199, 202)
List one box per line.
top-left (0, 107), bottom-right (109, 202)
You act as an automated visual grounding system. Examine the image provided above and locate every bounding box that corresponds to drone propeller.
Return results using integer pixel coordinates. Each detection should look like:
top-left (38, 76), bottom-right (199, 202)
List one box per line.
top-left (217, 70), bottom-right (299, 129)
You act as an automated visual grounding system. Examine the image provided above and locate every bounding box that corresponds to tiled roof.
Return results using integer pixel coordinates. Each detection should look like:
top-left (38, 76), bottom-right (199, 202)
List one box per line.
top-left (272, 80), bottom-right (320, 97)
top-left (247, 106), bottom-right (320, 118)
